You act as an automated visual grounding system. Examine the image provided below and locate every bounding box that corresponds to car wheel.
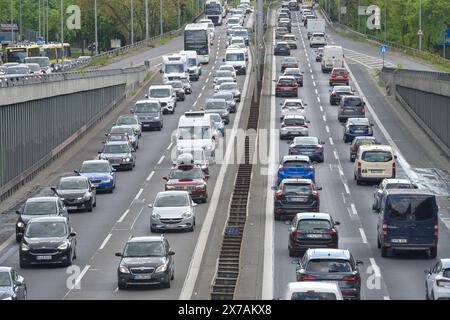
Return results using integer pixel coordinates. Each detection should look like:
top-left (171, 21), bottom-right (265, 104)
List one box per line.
top-left (377, 235), bottom-right (381, 249)
top-left (381, 246), bottom-right (388, 257)
top-left (19, 260), bottom-right (29, 269)
top-left (356, 179), bottom-right (362, 186)
top-left (431, 290), bottom-right (435, 300)
top-left (16, 235), bottom-right (22, 243)
top-left (65, 253), bottom-right (73, 267)
top-left (171, 268), bottom-right (174, 280)
top-left (429, 247), bottom-right (437, 259)
top-left (87, 202), bottom-right (93, 212)
top-left (118, 282), bottom-right (127, 290)
top-left (93, 197), bottom-right (97, 207)
top-left (425, 283), bottom-right (430, 300)
top-left (288, 249), bottom-right (296, 257)
top-left (163, 279), bottom-right (171, 288)
top-left (150, 227), bottom-right (158, 233)
top-left (73, 247), bottom-right (77, 260)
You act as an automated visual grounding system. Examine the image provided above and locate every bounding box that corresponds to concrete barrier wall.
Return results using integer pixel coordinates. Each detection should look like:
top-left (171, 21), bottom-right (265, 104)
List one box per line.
top-left (0, 67), bottom-right (147, 200)
top-left (381, 67), bottom-right (450, 156)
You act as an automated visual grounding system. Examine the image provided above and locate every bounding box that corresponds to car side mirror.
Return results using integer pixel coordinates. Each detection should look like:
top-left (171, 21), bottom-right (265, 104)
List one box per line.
top-left (74, 170), bottom-right (80, 175)
top-left (16, 210), bottom-right (21, 215)
top-left (394, 155), bottom-right (398, 160)
top-left (192, 203), bottom-right (197, 207)
top-left (163, 176), bottom-right (168, 181)
top-left (115, 252), bottom-right (122, 257)
top-left (51, 187), bottom-right (58, 195)
top-left (334, 221), bottom-right (341, 226)
top-left (130, 109), bottom-right (134, 114)
top-left (306, 120), bottom-right (311, 124)
top-left (159, 69), bottom-right (163, 73)
top-left (424, 268), bottom-right (431, 274)
top-left (304, 103), bottom-right (308, 106)
top-left (70, 232), bottom-right (77, 237)
top-left (205, 175), bottom-right (210, 181)
top-left (356, 260), bottom-right (364, 265)
top-left (222, 58), bottom-right (225, 62)
top-left (370, 124), bottom-right (374, 127)
top-left (316, 187), bottom-right (323, 191)
top-left (148, 204), bottom-right (153, 208)
top-left (112, 168), bottom-right (117, 172)
top-left (168, 251), bottom-right (175, 256)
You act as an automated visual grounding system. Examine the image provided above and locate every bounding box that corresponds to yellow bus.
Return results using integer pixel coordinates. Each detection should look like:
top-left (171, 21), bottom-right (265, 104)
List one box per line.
top-left (40, 43), bottom-right (72, 63)
top-left (4, 45), bottom-right (41, 63)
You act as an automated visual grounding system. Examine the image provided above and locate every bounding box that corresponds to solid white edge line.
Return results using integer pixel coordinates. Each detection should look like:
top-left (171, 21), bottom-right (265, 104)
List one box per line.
top-left (359, 228), bottom-right (368, 244)
top-left (179, 17), bottom-right (254, 300)
top-left (166, 143), bottom-right (173, 151)
top-left (118, 209), bottom-right (130, 223)
top-left (99, 233), bottom-right (112, 250)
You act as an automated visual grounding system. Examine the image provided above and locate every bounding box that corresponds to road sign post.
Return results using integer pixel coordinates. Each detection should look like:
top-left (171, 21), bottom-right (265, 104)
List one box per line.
top-left (379, 44), bottom-right (388, 68)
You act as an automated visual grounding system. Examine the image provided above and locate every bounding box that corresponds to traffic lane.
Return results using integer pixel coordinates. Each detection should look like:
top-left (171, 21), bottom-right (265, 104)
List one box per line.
top-left (301, 22), bottom-right (450, 299)
top-left (0, 34), bottom-right (224, 299)
top-left (64, 42), bottom-right (250, 299)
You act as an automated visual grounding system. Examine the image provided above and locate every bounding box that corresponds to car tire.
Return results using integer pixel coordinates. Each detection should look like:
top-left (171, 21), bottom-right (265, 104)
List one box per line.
top-left (431, 290), bottom-right (435, 300)
top-left (93, 197), bottom-right (97, 207)
top-left (118, 283), bottom-right (127, 290)
top-left (377, 235), bottom-right (381, 249)
top-left (87, 203), bottom-right (93, 212)
top-left (65, 253), bottom-right (73, 267)
top-left (356, 179), bottom-right (362, 186)
top-left (429, 247), bottom-right (437, 259)
top-left (288, 249), bottom-right (296, 257)
top-left (150, 227), bottom-right (158, 233)
top-left (16, 234), bottom-right (22, 243)
top-left (381, 246), bottom-right (388, 257)
top-left (425, 283), bottom-right (430, 300)
top-left (171, 269), bottom-right (175, 280)
top-left (19, 260), bottom-right (29, 269)
top-left (163, 280), bottom-right (171, 288)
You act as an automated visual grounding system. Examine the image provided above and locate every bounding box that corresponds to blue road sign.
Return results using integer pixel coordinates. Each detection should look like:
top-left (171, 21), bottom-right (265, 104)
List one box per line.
top-left (446, 28), bottom-right (450, 38)
top-left (380, 44), bottom-right (388, 54)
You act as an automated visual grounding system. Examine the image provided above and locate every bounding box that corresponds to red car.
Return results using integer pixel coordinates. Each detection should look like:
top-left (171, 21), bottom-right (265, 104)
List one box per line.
top-left (163, 161), bottom-right (209, 203)
top-left (280, 57), bottom-right (299, 73)
top-left (329, 68), bottom-right (349, 86)
top-left (275, 76), bottom-right (298, 97)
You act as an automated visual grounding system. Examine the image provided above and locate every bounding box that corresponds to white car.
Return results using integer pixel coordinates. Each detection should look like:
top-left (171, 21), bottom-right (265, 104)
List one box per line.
top-left (280, 99), bottom-right (307, 121)
top-left (280, 114), bottom-right (309, 139)
top-left (310, 32), bottom-right (326, 47)
top-left (199, 19), bottom-right (215, 41)
top-left (283, 282), bottom-right (343, 300)
top-left (425, 259), bottom-right (450, 300)
top-left (218, 65), bottom-right (237, 79)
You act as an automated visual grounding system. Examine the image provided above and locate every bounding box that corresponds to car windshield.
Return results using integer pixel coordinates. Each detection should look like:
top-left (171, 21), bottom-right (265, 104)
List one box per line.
top-left (284, 184), bottom-right (311, 195)
top-left (361, 151), bottom-right (392, 162)
top-left (306, 260), bottom-right (352, 273)
top-left (165, 64), bottom-right (184, 73)
top-left (123, 242), bottom-right (165, 258)
top-left (26, 64), bottom-right (41, 72)
top-left (25, 222), bottom-right (67, 238)
top-left (285, 69), bottom-right (300, 75)
top-left (284, 118), bottom-right (305, 126)
top-left (226, 53), bottom-right (245, 61)
top-left (0, 272), bottom-right (11, 287)
top-left (135, 103), bottom-right (160, 113)
top-left (297, 219), bottom-right (331, 231)
top-left (228, 18), bottom-right (240, 24)
top-left (234, 30), bottom-right (248, 37)
top-left (443, 269), bottom-right (450, 278)
top-left (205, 101), bottom-right (226, 109)
top-left (385, 183), bottom-right (417, 189)
top-left (103, 144), bottom-right (130, 153)
top-left (155, 194), bottom-right (189, 207)
top-left (58, 179), bottom-right (88, 190)
top-left (7, 67), bottom-right (29, 74)
top-left (80, 162), bottom-right (110, 173)
top-left (283, 58), bottom-right (297, 63)
top-left (354, 139), bottom-right (376, 147)
top-left (23, 201), bottom-right (57, 216)
top-left (291, 292), bottom-right (337, 300)
top-left (168, 168), bottom-right (204, 180)
top-left (277, 44), bottom-right (289, 49)
top-left (283, 160), bottom-right (310, 167)
top-left (387, 195), bottom-right (436, 221)
top-left (220, 83), bottom-right (237, 90)
top-left (108, 135), bottom-right (127, 142)
top-left (25, 57), bottom-right (50, 67)
top-left (117, 117), bottom-right (138, 125)
top-left (285, 102), bottom-right (303, 108)
top-left (178, 127), bottom-right (212, 140)
top-left (344, 97), bottom-right (363, 106)
top-left (149, 89), bottom-right (171, 98)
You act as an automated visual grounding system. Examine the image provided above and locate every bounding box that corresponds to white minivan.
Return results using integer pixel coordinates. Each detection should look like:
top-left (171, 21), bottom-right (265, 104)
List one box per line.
top-left (223, 48), bottom-right (247, 75)
top-left (177, 111), bottom-right (216, 158)
top-left (321, 45), bottom-right (344, 73)
top-left (147, 85), bottom-right (176, 114)
top-left (354, 145), bottom-right (396, 185)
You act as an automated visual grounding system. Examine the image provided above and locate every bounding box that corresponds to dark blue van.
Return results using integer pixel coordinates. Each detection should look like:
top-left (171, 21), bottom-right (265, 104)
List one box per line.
top-left (376, 189), bottom-right (438, 258)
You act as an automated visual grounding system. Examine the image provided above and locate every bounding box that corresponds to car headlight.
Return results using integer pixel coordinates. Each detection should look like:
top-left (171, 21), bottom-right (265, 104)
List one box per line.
top-left (119, 266), bottom-right (130, 274)
top-left (57, 241), bottom-right (70, 251)
top-left (182, 211), bottom-right (192, 218)
top-left (123, 158), bottom-right (131, 162)
top-left (17, 222), bottom-right (25, 228)
top-left (104, 178), bottom-right (112, 183)
top-left (195, 184), bottom-right (206, 191)
top-left (83, 193), bottom-right (91, 200)
top-left (21, 243), bottom-right (30, 252)
top-left (154, 116), bottom-right (160, 120)
top-left (205, 145), bottom-right (213, 151)
top-left (155, 264), bottom-right (168, 273)
top-left (222, 112), bottom-right (229, 117)
top-left (151, 212), bottom-right (161, 219)
top-left (166, 186), bottom-right (176, 190)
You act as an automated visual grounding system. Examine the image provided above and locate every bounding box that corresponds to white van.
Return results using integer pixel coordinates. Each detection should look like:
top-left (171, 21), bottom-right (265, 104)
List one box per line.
top-left (179, 50), bottom-right (202, 81)
top-left (223, 48), bottom-right (247, 75)
top-left (147, 85), bottom-right (176, 114)
top-left (354, 145), bottom-right (396, 185)
top-left (161, 54), bottom-right (188, 83)
top-left (177, 111), bottom-right (216, 157)
top-left (321, 45), bottom-right (344, 73)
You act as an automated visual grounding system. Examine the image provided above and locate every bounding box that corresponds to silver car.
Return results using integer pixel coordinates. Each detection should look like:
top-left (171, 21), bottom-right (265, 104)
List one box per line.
top-left (115, 115), bottom-right (142, 137)
top-left (149, 191), bottom-right (197, 232)
top-left (218, 82), bottom-right (241, 102)
top-left (98, 141), bottom-right (136, 171)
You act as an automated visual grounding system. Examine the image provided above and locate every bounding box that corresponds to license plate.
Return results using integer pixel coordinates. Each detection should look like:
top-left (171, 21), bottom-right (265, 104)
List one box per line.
top-left (289, 131), bottom-right (299, 135)
top-left (288, 197), bottom-right (306, 202)
top-left (306, 234), bottom-right (324, 238)
top-left (371, 169), bottom-right (383, 173)
top-left (143, 124), bottom-right (150, 127)
top-left (36, 256), bottom-right (52, 261)
top-left (67, 206), bottom-right (78, 210)
top-left (92, 184), bottom-right (99, 187)
top-left (134, 274), bottom-right (152, 280)
top-left (354, 130), bottom-right (364, 134)
top-left (391, 238), bottom-right (408, 244)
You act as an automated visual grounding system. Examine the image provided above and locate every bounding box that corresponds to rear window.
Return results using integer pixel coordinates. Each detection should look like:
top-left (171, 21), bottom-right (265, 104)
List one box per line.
top-left (284, 184), bottom-right (311, 195)
top-left (385, 183), bottom-right (417, 190)
top-left (297, 219), bottom-right (331, 231)
top-left (443, 269), bottom-right (450, 278)
top-left (387, 195), bottom-right (436, 221)
top-left (291, 292), bottom-right (337, 300)
top-left (343, 97), bottom-right (363, 106)
top-left (284, 118), bottom-right (305, 126)
top-left (306, 260), bottom-right (352, 273)
top-left (333, 69), bottom-right (347, 75)
top-left (361, 151), bottom-right (393, 162)
top-left (355, 139), bottom-right (376, 147)
top-left (283, 160), bottom-right (310, 167)
top-left (279, 78), bottom-right (294, 85)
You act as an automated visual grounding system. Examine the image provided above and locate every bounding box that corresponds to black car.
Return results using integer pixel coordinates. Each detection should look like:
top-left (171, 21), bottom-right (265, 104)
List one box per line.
top-left (278, 21), bottom-right (291, 33)
top-left (277, 13), bottom-right (290, 21)
top-left (289, 136), bottom-right (325, 163)
top-left (19, 216), bottom-right (77, 268)
top-left (350, 136), bottom-right (379, 162)
top-left (295, 249), bottom-right (364, 300)
top-left (53, 176), bottom-right (96, 212)
top-left (0, 267), bottom-right (27, 300)
top-left (15, 197), bottom-right (69, 243)
top-left (288, 212), bottom-right (340, 257)
top-left (274, 42), bottom-right (291, 56)
top-left (116, 236), bottom-right (175, 289)
top-left (329, 86), bottom-right (355, 105)
top-left (272, 178), bottom-right (322, 221)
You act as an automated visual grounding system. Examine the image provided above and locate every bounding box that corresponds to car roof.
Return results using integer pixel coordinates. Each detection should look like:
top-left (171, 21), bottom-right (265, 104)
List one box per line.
top-left (206, 98), bottom-right (226, 103)
top-left (282, 178), bottom-right (313, 184)
top-left (26, 197), bottom-right (59, 203)
top-left (149, 85), bottom-right (172, 89)
top-left (82, 160), bottom-right (110, 165)
top-left (282, 155), bottom-right (310, 162)
top-left (441, 259), bottom-right (450, 268)
top-left (284, 68), bottom-right (301, 72)
top-left (279, 76), bottom-right (296, 80)
top-left (354, 136), bottom-right (376, 141)
top-left (306, 249), bottom-right (351, 260)
top-left (28, 216), bottom-right (68, 223)
top-left (128, 236), bottom-right (164, 243)
top-left (359, 145), bottom-right (393, 152)
top-left (157, 191), bottom-right (189, 197)
top-left (0, 266), bottom-right (13, 273)
top-left (295, 212), bottom-right (332, 221)
top-left (135, 99), bottom-right (160, 104)
top-left (293, 136), bottom-right (319, 145)
top-left (383, 178), bottom-right (415, 185)
top-left (347, 118), bottom-right (369, 125)
top-left (334, 86), bottom-right (352, 91)
top-left (384, 189), bottom-right (435, 196)
top-left (104, 141), bottom-right (130, 146)
top-left (59, 176), bottom-right (88, 182)
top-left (286, 281), bottom-right (339, 292)
top-left (283, 99), bottom-right (303, 103)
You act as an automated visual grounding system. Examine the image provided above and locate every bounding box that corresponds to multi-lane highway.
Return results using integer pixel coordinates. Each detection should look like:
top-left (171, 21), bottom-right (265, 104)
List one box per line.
top-left (0, 12), bottom-right (254, 300)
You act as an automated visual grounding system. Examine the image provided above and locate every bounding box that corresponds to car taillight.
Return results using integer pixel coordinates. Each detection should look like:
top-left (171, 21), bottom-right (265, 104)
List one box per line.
top-left (302, 124), bottom-right (308, 128)
top-left (383, 220), bottom-right (388, 236)
top-left (339, 106), bottom-right (344, 112)
top-left (312, 191), bottom-right (319, 200)
top-left (357, 162), bottom-right (362, 169)
top-left (324, 229), bottom-right (337, 235)
top-left (437, 279), bottom-right (450, 287)
top-left (275, 190), bottom-right (283, 200)
top-left (281, 124), bottom-right (286, 128)
top-left (331, 93), bottom-right (336, 96)
top-left (343, 274), bottom-right (359, 282)
top-left (392, 162), bottom-right (396, 176)
top-left (300, 274), bottom-right (316, 281)
top-left (351, 146), bottom-right (358, 152)
top-left (315, 147), bottom-right (322, 152)
top-left (434, 224), bottom-right (438, 237)
top-left (291, 229), bottom-right (303, 235)
top-left (361, 107), bottom-right (365, 113)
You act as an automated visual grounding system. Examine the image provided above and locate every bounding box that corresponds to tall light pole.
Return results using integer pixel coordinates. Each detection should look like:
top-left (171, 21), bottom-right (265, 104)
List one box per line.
top-left (160, 0), bottom-right (163, 36)
top-left (19, 0), bottom-right (22, 42)
top-left (384, 0), bottom-right (387, 42)
top-left (39, 0), bottom-right (41, 38)
top-left (145, 0), bottom-right (149, 41)
top-left (131, 0), bottom-right (134, 44)
top-left (61, 0), bottom-right (64, 60)
top-left (177, 0), bottom-right (180, 29)
top-left (10, 0), bottom-right (14, 44)
top-left (94, 0), bottom-right (98, 54)
top-left (418, 0), bottom-right (422, 51)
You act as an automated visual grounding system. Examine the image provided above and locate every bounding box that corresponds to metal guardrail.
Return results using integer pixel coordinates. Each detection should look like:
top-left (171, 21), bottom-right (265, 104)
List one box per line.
top-left (382, 67), bottom-right (450, 82)
top-left (0, 66), bottom-right (146, 89)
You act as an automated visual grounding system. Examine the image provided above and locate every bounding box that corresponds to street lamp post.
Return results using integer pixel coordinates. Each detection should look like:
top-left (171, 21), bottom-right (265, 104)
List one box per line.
top-left (61, 0), bottom-right (64, 60)
top-left (160, 0), bottom-right (163, 36)
top-left (10, 0), bottom-right (14, 44)
top-left (418, 0), bottom-right (422, 51)
top-left (131, 0), bottom-right (134, 45)
top-left (145, 0), bottom-right (149, 41)
top-left (95, 0), bottom-right (98, 54)
top-left (19, 0), bottom-right (22, 42)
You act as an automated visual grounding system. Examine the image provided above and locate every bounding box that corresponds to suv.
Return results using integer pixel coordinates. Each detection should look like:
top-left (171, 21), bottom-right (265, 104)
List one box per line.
top-left (273, 178), bottom-right (322, 221)
top-left (53, 176), bottom-right (96, 212)
top-left (295, 249), bottom-right (364, 300)
top-left (276, 76), bottom-right (298, 97)
top-left (288, 212), bottom-right (340, 256)
top-left (310, 33), bottom-right (326, 48)
top-left (329, 85), bottom-right (354, 105)
top-left (343, 118), bottom-right (374, 143)
top-left (329, 68), bottom-right (349, 86)
top-left (15, 197), bottom-right (68, 243)
top-left (274, 42), bottom-right (291, 56)
top-left (116, 236), bottom-right (175, 289)
top-left (98, 141), bottom-right (136, 171)
top-left (338, 96), bottom-right (366, 122)
top-left (132, 99), bottom-right (163, 131)
top-left (147, 85), bottom-right (176, 114)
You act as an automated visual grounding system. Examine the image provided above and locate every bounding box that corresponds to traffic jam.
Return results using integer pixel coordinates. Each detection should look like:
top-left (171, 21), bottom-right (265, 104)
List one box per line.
top-left (0, 1), bottom-right (253, 298)
top-left (273, 1), bottom-right (449, 300)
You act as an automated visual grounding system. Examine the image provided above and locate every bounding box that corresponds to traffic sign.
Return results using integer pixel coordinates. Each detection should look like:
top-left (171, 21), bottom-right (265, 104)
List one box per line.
top-left (446, 27), bottom-right (450, 38)
top-left (417, 29), bottom-right (423, 36)
top-left (379, 44), bottom-right (388, 54)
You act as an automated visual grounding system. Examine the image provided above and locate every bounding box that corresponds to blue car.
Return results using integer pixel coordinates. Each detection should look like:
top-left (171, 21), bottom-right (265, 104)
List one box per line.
top-left (277, 155), bottom-right (315, 184)
top-left (76, 160), bottom-right (116, 193)
top-left (209, 113), bottom-right (225, 136)
top-left (343, 118), bottom-right (374, 143)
